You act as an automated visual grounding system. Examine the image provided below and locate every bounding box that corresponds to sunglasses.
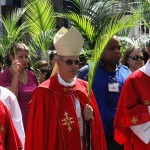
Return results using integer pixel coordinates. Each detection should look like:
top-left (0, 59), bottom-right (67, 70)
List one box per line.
top-left (129, 55), bottom-right (144, 60)
top-left (59, 59), bottom-right (80, 65)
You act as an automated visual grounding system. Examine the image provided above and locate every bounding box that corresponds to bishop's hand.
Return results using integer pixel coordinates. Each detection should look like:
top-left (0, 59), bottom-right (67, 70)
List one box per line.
top-left (84, 104), bottom-right (93, 121)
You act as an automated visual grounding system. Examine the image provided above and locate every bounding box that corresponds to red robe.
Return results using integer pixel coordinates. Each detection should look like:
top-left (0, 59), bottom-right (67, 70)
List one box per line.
top-left (114, 70), bottom-right (150, 150)
top-left (25, 75), bottom-right (106, 150)
top-left (0, 100), bottom-right (22, 150)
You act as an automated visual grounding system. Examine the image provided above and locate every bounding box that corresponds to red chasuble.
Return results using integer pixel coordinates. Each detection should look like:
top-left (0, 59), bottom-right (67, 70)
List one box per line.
top-left (0, 100), bottom-right (22, 150)
top-left (25, 75), bottom-right (106, 150)
top-left (114, 70), bottom-right (150, 150)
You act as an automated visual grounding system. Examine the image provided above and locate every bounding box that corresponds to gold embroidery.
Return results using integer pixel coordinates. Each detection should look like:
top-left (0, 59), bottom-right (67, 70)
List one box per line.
top-left (62, 111), bottom-right (75, 132)
top-left (144, 100), bottom-right (150, 105)
top-left (0, 125), bottom-right (5, 133)
top-left (64, 87), bottom-right (76, 91)
top-left (131, 117), bottom-right (138, 124)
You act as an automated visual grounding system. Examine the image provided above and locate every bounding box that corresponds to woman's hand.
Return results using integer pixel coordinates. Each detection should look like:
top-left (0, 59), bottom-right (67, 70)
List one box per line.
top-left (11, 60), bottom-right (21, 76)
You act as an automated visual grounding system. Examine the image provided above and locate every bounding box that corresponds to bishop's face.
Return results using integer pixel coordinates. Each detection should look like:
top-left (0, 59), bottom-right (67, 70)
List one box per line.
top-left (57, 56), bottom-right (80, 83)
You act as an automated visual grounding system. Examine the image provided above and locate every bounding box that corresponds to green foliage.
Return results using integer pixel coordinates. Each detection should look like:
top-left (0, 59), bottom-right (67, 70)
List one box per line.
top-left (88, 10), bottom-right (142, 98)
top-left (56, 0), bottom-right (121, 50)
top-left (0, 8), bottom-right (28, 57)
top-left (23, 0), bottom-right (56, 61)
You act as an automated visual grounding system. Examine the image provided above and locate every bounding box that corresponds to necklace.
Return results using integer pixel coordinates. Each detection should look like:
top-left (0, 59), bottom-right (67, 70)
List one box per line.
top-left (19, 71), bottom-right (28, 84)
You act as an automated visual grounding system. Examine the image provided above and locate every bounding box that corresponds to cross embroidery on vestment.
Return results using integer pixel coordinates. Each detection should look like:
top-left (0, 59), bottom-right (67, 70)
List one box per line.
top-left (62, 111), bottom-right (75, 132)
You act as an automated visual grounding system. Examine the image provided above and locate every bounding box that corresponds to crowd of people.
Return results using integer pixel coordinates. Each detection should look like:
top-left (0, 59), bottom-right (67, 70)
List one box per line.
top-left (0, 26), bottom-right (150, 150)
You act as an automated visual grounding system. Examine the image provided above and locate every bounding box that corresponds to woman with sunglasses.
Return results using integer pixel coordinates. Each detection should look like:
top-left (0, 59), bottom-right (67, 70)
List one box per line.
top-left (121, 45), bottom-right (145, 72)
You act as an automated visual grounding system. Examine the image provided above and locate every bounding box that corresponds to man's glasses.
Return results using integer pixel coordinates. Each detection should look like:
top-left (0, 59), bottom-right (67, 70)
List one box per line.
top-left (59, 59), bottom-right (80, 65)
top-left (129, 55), bottom-right (144, 61)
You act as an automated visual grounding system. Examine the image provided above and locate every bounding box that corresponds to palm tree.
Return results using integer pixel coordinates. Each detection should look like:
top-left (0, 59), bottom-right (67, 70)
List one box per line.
top-left (23, 0), bottom-right (56, 63)
top-left (88, 10), bottom-right (143, 97)
top-left (57, 0), bottom-right (123, 50)
top-left (0, 8), bottom-right (28, 59)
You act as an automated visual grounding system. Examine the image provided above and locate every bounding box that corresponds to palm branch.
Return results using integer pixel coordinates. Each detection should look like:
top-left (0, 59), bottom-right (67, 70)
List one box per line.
top-left (56, 0), bottom-right (122, 50)
top-left (0, 8), bottom-right (27, 57)
top-left (138, 1), bottom-right (150, 29)
top-left (88, 10), bottom-right (142, 98)
top-left (23, 0), bottom-right (56, 61)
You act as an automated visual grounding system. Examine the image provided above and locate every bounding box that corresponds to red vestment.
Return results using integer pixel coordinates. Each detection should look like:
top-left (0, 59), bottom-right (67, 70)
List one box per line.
top-left (0, 100), bottom-right (22, 150)
top-left (25, 75), bottom-right (106, 150)
top-left (114, 70), bottom-right (150, 150)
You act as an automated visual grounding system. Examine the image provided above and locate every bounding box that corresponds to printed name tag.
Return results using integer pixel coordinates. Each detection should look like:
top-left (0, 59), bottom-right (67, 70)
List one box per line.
top-left (108, 83), bottom-right (119, 92)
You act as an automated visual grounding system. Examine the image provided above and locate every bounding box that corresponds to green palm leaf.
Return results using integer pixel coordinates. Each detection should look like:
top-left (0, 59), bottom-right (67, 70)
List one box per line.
top-left (24, 0), bottom-right (56, 59)
top-left (139, 1), bottom-right (150, 28)
top-left (57, 12), bottom-right (95, 46)
top-left (0, 8), bottom-right (28, 56)
top-left (57, 0), bottom-right (122, 49)
top-left (88, 10), bottom-right (142, 98)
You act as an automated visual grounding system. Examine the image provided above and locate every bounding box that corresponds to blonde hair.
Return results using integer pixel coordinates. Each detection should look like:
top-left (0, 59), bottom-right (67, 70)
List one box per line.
top-left (9, 43), bottom-right (29, 57)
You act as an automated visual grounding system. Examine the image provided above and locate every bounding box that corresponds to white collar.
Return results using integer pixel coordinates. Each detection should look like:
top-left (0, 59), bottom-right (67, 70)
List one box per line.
top-left (57, 73), bottom-right (76, 87)
top-left (139, 60), bottom-right (150, 76)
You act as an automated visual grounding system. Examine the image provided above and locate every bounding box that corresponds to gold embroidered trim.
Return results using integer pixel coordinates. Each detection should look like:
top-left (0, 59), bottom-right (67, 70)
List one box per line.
top-left (0, 125), bottom-right (5, 133)
top-left (64, 87), bottom-right (77, 91)
top-left (144, 100), bottom-right (150, 105)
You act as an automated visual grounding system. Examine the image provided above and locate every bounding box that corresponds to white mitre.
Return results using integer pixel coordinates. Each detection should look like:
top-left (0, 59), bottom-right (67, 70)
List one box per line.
top-left (51, 26), bottom-right (84, 77)
top-left (53, 26), bottom-right (84, 56)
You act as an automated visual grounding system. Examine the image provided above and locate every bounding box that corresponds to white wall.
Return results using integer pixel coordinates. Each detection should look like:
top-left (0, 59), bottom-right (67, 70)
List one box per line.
top-left (0, 0), bottom-right (6, 5)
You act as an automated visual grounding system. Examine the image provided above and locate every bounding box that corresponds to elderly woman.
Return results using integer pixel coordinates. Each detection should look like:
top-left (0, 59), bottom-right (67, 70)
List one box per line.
top-left (121, 45), bottom-right (145, 72)
top-left (0, 43), bottom-right (38, 130)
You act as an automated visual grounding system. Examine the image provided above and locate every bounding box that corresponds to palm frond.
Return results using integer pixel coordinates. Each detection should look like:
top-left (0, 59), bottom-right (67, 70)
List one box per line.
top-left (0, 8), bottom-right (26, 34)
top-left (0, 8), bottom-right (28, 57)
top-left (57, 12), bottom-right (95, 46)
top-left (120, 34), bottom-right (150, 49)
top-left (56, 0), bottom-right (132, 50)
top-left (24, 0), bottom-right (56, 59)
top-left (88, 10), bottom-right (142, 98)
top-left (30, 30), bottom-right (55, 54)
top-left (139, 1), bottom-right (150, 25)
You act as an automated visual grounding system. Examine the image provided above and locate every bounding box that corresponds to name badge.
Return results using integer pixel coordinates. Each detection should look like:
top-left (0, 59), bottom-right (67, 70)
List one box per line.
top-left (108, 83), bottom-right (119, 92)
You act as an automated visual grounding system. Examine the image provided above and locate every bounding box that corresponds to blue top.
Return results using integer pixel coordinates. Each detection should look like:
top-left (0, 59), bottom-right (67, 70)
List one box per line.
top-left (77, 65), bottom-right (89, 81)
top-left (77, 62), bottom-right (131, 134)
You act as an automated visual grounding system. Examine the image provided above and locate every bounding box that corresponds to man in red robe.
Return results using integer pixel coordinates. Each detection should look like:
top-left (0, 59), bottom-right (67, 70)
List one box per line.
top-left (114, 44), bottom-right (150, 149)
top-left (0, 100), bottom-right (22, 150)
top-left (25, 26), bottom-right (106, 150)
